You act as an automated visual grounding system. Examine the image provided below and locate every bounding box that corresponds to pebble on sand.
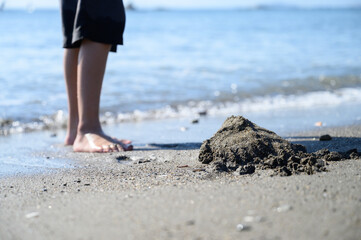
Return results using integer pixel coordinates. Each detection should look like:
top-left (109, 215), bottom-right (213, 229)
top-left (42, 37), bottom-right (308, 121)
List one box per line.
top-left (191, 119), bottom-right (199, 124)
top-left (25, 212), bottom-right (40, 219)
top-left (243, 215), bottom-right (265, 223)
top-left (276, 205), bottom-right (293, 213)
top-left (236, 224), bottom-right (251, 232)
top-left (198, 110), bottom-right (207, 116)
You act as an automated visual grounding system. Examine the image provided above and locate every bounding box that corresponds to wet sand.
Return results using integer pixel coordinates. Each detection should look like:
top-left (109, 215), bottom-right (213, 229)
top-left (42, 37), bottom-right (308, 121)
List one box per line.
top-left (1, 125), bottom-right (361, 240)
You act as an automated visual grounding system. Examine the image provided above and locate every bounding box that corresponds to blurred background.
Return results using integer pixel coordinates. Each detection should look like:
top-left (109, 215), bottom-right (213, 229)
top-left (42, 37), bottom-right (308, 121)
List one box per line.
top-left (1, 0), bottom-right (361, 141)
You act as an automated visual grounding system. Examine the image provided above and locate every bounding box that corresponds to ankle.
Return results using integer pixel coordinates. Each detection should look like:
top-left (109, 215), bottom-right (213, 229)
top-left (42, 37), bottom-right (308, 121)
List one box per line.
top-left (77, 122), bottom-right (102, 135)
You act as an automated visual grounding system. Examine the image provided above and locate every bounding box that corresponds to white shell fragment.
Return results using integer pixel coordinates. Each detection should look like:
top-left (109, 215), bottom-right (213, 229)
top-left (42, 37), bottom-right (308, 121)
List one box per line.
top-left (25, 212), bottom-right (40, 219)
top-left (236, 223), bottom-right (251, 232)
top-left (276, 205), bottom-right (293, 213)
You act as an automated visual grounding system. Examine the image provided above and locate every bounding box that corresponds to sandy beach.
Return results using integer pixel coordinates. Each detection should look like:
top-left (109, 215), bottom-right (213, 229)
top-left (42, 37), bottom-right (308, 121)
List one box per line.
top-left (1, 124), bottom-right (360, 240)
top-left (1, 6), bottom-right (361, 240)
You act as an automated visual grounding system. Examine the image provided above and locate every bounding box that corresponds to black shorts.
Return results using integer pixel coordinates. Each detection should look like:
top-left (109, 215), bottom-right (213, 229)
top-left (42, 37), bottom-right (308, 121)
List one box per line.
top-left (60, 0), bottom-right (126, 52)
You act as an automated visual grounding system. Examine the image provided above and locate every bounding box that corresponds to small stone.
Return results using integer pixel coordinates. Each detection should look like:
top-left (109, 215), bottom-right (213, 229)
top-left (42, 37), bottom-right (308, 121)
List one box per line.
top-left (177, 165), bottom-right (189, 168)
top-left (133, 159), bottom-right (151, 164)
top-left (237, 165), bottom-right (256, 175)
top-left (315, 159), bottom-right (325, 168)
top-left (116, 155), bottom-right (131, 161)
top-left (185, 220), bottom-right (195, 226)
top-left (25, 212), bottom-right (40, 219)
top-left (243, 216), bottom-right (265, 223)
top-left (243, 216), bottom-right (254, 222)
top-left (192, 168), bottom-right (206, 172)
top-left (236, 224), bottom-right (251, 232)
top-left (198, 110), bottom-right (207, 116)
top-left (319, 135), bottom-right (332, 141)
top-left (191, 119), bottom-right (199, 124)
top-left (276, 205), bottom-right (293, 212)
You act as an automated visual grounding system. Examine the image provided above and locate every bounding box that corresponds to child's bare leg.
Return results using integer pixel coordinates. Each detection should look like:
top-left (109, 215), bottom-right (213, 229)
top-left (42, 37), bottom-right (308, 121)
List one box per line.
top-left (63, 48), bottom-right (131, 147)
top-left (64, 48), bottom-right (79, 145)
top-left (73, 39), bottom-right (132, 152)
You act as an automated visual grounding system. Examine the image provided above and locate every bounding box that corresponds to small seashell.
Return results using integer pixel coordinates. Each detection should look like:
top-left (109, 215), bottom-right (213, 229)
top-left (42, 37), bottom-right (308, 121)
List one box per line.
top-left (236, 224), bottom-right (251, 232)
top-left (276, 205), bottom-right (293, 212)
top-left (25, 212), bottom-right (40, 219)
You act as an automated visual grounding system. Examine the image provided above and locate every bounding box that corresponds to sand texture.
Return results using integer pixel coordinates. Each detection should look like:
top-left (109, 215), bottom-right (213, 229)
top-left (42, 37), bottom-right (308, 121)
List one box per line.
top-left (1, 124), bottom-right (361, 240)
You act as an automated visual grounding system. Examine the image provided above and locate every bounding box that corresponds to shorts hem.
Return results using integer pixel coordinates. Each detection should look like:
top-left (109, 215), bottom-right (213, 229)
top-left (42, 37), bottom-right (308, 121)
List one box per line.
top-left (62, 35), bottom-right (123, 53)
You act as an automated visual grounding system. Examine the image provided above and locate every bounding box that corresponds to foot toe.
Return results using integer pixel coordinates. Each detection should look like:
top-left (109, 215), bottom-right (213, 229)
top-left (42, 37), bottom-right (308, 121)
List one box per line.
top-left (102, 145), bottom-right (111, 153)
top-left (109, 144), bottom-right (119, 152)
top-left (121, 139), bottom-right (132, 145)
top-left (112, 137), bottom-right (132, 145)
top-left (125, 144), bottom-right (133, 151)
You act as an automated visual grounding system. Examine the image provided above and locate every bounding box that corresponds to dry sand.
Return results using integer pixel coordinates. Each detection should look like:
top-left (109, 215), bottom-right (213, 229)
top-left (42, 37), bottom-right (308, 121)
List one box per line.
top-left (1, 124), bottom-right (361, 240)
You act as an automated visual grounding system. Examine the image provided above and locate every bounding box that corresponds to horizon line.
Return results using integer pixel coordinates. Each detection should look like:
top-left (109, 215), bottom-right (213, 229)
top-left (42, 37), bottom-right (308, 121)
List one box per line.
top-left (3, 6), bottom-right (361, 11)
top-left (2, 3), bottom-right (361, 11)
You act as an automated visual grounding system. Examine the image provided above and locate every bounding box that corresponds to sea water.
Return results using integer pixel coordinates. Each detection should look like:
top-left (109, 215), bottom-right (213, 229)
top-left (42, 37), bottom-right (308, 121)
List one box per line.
top-left (0, 8), bottom-right (361, 175)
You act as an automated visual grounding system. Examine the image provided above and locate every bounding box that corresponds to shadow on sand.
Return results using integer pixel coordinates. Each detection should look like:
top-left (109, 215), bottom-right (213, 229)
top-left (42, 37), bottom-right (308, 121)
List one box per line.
top-left (286, 136), bottom-right (361, 153)
top-left (135, 137), bottom-right (360, 154)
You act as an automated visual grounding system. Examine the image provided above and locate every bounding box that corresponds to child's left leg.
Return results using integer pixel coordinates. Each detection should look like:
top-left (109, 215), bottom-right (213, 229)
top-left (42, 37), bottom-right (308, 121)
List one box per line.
top-left (63, 39), bottom-right (132, 152)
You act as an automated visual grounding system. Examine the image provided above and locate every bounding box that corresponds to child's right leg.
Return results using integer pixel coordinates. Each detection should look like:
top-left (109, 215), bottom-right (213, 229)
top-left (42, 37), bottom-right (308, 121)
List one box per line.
top-left (63, 48), bottom-right (79, 146)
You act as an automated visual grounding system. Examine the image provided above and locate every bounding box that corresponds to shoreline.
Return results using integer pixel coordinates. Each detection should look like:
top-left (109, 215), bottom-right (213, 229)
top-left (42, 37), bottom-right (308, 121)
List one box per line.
top-left (1, 118), bottom-right (361, 178)
top-left (0, 123), bottom-right (360, 239)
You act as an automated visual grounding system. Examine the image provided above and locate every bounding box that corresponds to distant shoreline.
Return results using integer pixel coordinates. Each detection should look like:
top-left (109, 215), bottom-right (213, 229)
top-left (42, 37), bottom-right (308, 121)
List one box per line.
top-left (2, 6), bottom-right (361, 12)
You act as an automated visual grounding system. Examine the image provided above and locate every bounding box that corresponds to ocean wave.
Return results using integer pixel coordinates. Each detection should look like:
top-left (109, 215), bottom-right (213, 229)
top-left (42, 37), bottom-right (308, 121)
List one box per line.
top-left (1, 87), bottom-right (361, 136)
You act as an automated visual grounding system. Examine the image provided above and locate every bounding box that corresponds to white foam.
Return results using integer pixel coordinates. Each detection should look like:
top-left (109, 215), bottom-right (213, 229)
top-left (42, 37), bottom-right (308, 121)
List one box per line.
top-left (115, 87), bottom-right (361, 121)
top-left (2, 87), bottom-right (361, 135)
top-left (213, 87), bottom-right (361, 115)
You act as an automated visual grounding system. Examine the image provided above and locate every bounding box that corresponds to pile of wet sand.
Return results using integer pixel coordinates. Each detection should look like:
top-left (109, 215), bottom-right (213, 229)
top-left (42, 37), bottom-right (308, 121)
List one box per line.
top-left (198, 116), bottom-right (359, 176)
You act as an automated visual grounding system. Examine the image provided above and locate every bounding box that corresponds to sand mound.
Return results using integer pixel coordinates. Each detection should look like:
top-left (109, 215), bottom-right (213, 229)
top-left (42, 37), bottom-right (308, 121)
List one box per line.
top-left (198, 116), bottom-right (358, 176)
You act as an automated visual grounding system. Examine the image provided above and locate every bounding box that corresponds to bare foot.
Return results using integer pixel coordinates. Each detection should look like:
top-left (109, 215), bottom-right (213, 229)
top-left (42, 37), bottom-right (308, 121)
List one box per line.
top-left (65, 128), bottom-right (132, 147)
top-left (73, 132), bottom-right (133, 153)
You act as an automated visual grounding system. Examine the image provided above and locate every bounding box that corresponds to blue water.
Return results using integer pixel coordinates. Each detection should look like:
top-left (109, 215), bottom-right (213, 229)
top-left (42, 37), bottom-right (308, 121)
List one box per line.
top-left (0, 8), bottom-right (361, 175)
